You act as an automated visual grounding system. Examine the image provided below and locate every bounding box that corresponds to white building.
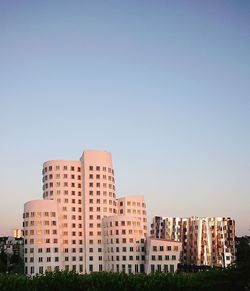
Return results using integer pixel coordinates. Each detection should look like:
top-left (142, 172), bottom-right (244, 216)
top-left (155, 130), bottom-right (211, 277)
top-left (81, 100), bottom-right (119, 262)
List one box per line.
top-left (145, 238), bottom-right (182, 274)
top-left (23, 150), bottom-right (150, 275)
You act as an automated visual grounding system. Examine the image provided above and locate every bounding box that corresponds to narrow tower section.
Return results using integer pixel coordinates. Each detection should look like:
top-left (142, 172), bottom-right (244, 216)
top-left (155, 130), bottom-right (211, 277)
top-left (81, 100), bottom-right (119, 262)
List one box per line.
top-left (80, 150), bottom-right (117, 273)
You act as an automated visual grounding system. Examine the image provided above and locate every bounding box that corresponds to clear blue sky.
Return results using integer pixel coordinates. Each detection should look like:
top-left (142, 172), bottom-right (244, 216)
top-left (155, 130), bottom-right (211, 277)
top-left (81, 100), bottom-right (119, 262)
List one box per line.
top-left (0, 0), bottom-right (249, 236)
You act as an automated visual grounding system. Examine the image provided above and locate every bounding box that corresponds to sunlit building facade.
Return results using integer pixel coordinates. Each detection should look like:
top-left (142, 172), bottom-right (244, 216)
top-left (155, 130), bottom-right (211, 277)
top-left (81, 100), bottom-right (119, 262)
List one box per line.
top-left (150, 216), bottom-right (236, 268)
top-left (145, 238), bottom-right (182, 274)
top-left (23, 150), bottom-right (148, 275)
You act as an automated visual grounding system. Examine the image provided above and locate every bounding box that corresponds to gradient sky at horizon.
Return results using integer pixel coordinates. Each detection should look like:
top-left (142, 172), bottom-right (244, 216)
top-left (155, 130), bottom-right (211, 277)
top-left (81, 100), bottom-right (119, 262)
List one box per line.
top-left (0, 0), bottom-right (249, 236)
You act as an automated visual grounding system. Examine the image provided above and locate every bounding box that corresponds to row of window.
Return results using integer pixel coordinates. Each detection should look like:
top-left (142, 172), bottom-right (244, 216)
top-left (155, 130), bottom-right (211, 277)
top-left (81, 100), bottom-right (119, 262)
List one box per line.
top-left (105, 238), bottom-right (145, 244)
top-left (43, 166), bottom-right (81, 173)
top-left (27, 264), bottom-right (87, 275)
top-left (152, 245), bottom-right (179, 252)
top-left (105, 220), bottom-right (141, 227)
top-left (25, 247), bottom-right (58, 253)
top-left (158, 224), bottom-right (233, 232)
top-left (108, 264), bottom-right (144, 273)
top-left (24, 229), bottom-right (57, 235)
top-left (62, 239), bottom-right (83, 245)
top-left (150, 264), bottom-right (175, 273)
top-left (106, 246), bottom-right (144, 253)
top-left (61, 223), bottom-right (82, 228)
top-left (89, 166), bottom-right (113, 174)
top-left (23, 220), bottom-right (57, 226)
top-left (43, 174), bottom-right (81, 181)
top-left (119, 201), bottom-right (145, 207)
top-left (89, 207), bottom-right (115, 213)
top-left (106, 255), bottom-right (145, 262)
top-left (62, 207), bottom-right (82, 212)
top-left (62, 198), bottom-right (82, 204)
top-left (120, 209), bottom-right (146, 215)
top-left (89, 182), bottom-right (115, 190)
top-left (44, 182), bottom-right (82, 189)
top-left (61, 231), bottom-right (83, 236)
top-left (89, 199), bottom-right (115, 205)
top-left (44, 190), bottom-right (82, 196)
top-left (105, 229), bottom-right (144, 236)
top-left (61, 215), bottom-right (82, 220)
top-left (89, 174), bottom-right (114, 181)
top-left (24, 212), bottom-right (56, 218)
top-left (25, 256), bottom-right (59, 263)
top-left (151, 255), bottom-right (177, 261)
top-left (89, 191), bottom-right (115, 197)
top-left (25, 238), bottom-right (59, 244)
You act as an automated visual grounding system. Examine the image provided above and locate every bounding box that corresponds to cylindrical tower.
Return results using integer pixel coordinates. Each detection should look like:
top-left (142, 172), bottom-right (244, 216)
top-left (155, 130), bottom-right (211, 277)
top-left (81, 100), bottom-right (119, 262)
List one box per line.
top-left (80, 150), bottom-right (117, 273)
top-left (23, 200), bottom-right (60, 275)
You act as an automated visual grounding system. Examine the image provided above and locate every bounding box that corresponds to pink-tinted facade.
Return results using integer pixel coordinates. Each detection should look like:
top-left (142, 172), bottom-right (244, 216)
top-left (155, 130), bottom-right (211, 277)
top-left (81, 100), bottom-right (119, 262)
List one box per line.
top-left (23, 150), bottom-right (149, 275)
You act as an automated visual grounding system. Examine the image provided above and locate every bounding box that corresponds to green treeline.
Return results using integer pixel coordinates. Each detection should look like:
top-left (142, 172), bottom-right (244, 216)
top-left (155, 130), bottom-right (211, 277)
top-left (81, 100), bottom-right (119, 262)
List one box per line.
top-left (0, 268), bottom-right (249, 291)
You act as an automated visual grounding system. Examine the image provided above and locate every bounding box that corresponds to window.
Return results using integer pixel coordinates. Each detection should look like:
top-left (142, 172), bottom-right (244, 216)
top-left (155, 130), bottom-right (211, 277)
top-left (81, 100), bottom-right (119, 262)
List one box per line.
top-left (164, 264), bottom-right (168, 273)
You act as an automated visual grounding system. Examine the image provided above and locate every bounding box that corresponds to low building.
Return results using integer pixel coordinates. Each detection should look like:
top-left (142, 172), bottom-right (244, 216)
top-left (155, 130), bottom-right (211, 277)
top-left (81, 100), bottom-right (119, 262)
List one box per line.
top-left (145, 238), bottom-right (182, 274)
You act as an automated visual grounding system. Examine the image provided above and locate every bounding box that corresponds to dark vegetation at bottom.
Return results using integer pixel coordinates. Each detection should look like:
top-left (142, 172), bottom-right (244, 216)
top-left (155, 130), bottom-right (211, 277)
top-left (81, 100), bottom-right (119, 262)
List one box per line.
top-left (0, 267), bottom-right (249, 291)
top-left (0, 237), bottom-right (249, 291)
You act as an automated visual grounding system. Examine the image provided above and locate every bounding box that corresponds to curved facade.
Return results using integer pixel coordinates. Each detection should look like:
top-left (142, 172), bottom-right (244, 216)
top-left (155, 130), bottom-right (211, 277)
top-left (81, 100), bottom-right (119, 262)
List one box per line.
top-left (42, 160), bottom-right (84, 273)
top-left (24, 150), bottom-right (123, 275)
top-left (81, 150), bottom-right (117, 273)
top-left (23, 200), bottom-right (60, 275)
